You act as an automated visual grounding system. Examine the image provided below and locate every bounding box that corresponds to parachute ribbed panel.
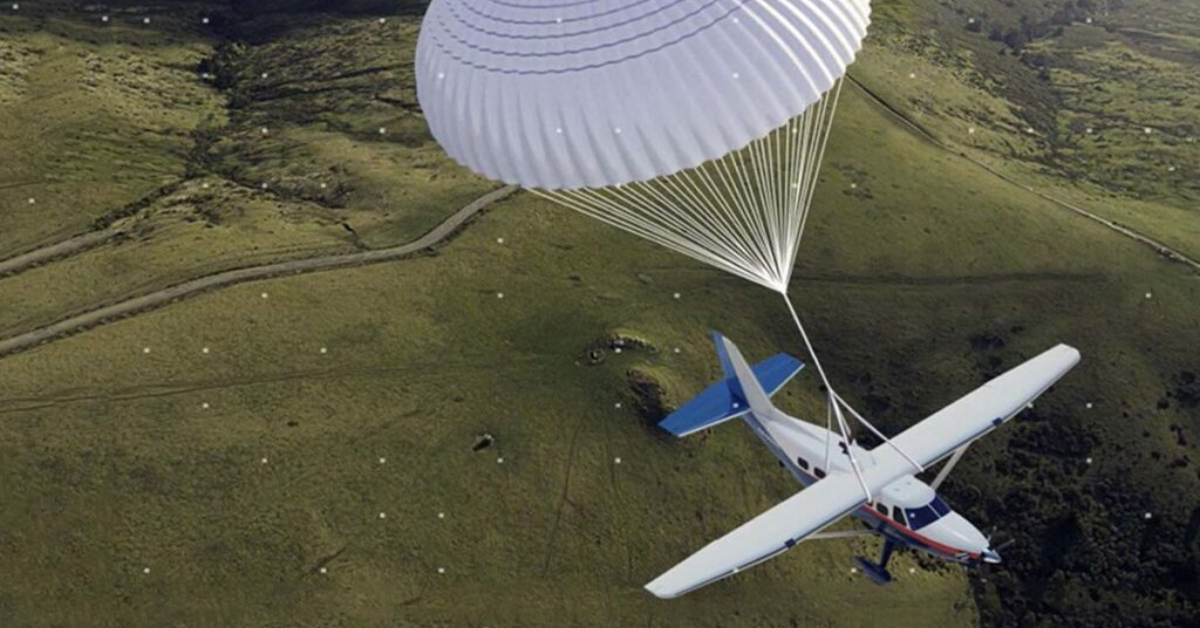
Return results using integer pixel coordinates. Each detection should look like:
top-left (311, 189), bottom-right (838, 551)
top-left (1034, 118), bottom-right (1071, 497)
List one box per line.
top-left (416, 0), bottom-right (871, 189)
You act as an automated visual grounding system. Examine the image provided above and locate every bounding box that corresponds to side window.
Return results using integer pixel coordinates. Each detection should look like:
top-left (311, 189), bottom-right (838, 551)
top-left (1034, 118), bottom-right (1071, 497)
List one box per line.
top-left (796, 457), bottom-right (809, 470)
top-left (814, 467), bottom-right (826, 479)
top-left (875, 502), bottom-right (887, 516)
top-left (893, 507), bottom-right (907, 527)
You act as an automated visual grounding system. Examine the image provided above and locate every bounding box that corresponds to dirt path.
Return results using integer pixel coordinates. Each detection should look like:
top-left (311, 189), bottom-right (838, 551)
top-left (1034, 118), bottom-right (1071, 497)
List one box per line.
top-left (846, 76), bottom-right (1200, 274)
top-left (0, 185), bottom-right (518, 358)
top-left (0, 228), bottom-right (121, 277)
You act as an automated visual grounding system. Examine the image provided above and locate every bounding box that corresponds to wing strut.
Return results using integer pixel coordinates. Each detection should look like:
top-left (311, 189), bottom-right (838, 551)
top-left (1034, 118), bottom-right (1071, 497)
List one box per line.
top-left (931, 445), bottom-right (970, 490)
top-left (807, 529), bottom-right (875, 540)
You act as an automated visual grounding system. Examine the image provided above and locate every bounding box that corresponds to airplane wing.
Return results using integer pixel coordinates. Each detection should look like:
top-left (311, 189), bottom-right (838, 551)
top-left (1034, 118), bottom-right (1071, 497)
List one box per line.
top-left (872, 344), bottom-right (1081, 470)
top-left (644, 473), bottom-right (866, 599)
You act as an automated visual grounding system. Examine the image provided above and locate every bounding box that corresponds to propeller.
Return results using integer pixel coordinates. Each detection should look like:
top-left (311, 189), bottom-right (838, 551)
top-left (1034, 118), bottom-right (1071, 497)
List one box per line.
top-left (976, 535), bottom-right (1017, 583)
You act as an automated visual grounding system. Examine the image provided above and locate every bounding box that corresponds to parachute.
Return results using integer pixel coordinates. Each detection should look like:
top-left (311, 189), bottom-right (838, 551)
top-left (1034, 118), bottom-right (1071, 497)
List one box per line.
top-left (416, 0), bottom-right (869, 293)
top-left (416, 0), bottom-right (878, 492)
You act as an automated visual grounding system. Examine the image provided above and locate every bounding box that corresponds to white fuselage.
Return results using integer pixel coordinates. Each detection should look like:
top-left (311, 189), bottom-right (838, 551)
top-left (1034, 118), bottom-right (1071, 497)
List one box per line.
top-left (742, 407), bottom-right (997, 564)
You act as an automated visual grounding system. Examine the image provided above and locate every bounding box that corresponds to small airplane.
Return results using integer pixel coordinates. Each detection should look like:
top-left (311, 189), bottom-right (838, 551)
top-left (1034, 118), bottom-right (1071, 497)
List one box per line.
top-left (645, 333), bottom-right (1080, 599)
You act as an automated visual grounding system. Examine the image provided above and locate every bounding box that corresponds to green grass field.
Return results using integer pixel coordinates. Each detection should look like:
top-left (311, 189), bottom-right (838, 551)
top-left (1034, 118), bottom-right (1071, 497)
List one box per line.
top-left (0, 2), bottom-right (1196, 627)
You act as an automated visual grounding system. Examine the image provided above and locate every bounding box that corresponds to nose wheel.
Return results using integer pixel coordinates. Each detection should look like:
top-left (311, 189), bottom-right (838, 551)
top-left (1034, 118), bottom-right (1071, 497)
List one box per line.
top-left (854, 539), bottom-right (895, 585)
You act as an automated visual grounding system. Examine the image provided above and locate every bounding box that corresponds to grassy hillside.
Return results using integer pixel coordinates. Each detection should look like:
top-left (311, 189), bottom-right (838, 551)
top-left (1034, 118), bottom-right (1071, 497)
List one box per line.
top-left (858, 0), bottom-right (1200, 259)
top-left (0, 2), bottom-right (1196, 628)
top-left (0, 5), bottom-right (223, 253)
top-left (0, 6), bottom-right (496, 341)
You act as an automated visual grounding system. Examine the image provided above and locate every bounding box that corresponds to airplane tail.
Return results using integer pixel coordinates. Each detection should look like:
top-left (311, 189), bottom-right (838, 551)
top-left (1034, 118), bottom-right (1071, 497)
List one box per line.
top-left (657, 333), bottom-right (803, 437)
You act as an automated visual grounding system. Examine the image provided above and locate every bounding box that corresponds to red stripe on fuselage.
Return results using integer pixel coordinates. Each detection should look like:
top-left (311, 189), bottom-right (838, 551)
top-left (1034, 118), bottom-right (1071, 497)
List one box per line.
top-left (853, 506), bottom-right (981, 561)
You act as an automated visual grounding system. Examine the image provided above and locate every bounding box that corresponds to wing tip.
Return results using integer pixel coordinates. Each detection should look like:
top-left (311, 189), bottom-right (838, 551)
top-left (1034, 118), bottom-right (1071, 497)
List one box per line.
top-left (644, 579), bottom-right (681, 600)
top-left (1050, 343), bottom-right (1082, 368)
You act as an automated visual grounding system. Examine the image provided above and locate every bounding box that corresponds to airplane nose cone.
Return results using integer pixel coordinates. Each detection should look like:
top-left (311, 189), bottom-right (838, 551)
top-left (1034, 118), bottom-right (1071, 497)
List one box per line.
top-left (981, 548), bottom-right (1002, 564)
top-left (922, 512), bottom-right (990, 555)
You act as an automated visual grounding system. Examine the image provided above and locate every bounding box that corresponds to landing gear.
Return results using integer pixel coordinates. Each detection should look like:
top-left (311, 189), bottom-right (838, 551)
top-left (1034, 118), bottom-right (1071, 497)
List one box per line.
top-left (854, 539), bottom-right (896, 585)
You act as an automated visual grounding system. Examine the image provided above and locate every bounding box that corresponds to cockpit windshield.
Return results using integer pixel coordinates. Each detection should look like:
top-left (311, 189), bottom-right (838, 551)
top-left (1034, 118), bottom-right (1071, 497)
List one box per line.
top-left (905, 496), bottom-right (952, 530)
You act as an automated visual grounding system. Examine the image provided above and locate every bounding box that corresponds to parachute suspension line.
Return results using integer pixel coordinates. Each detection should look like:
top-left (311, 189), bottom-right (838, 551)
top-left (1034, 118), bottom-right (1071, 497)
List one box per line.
top-left (796, 78), bottom-right (844, 249)
top-left (533, 82), bottom-right (862, 490)
top-left (832, 392), bottom-right (925, 474)
top-left (531, 79), bottom-right (845, 294)
top-left (782, 292), bottom-right (872, 502)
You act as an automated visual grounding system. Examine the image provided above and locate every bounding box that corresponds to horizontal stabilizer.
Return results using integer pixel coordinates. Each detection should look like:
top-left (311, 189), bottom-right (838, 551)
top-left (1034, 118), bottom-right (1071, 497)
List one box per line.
top-left (658, 351), bottom-right (803, 438)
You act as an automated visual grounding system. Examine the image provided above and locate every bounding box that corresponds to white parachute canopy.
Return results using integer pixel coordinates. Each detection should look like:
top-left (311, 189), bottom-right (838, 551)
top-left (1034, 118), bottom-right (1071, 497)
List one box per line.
top-left (416, 0), bottom-right (872, 293)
